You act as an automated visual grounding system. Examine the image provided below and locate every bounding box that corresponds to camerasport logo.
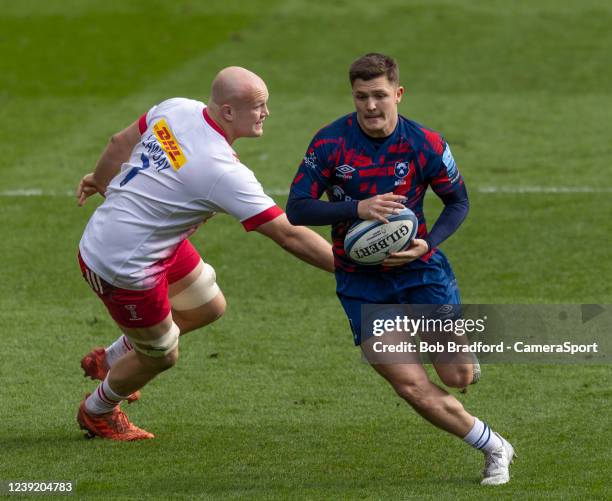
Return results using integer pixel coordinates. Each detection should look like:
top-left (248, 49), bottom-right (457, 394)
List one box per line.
top-left (153, 119), bottom-right (187, 171)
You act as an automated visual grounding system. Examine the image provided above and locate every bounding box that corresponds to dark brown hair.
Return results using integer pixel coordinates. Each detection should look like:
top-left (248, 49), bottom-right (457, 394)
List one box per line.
top-left (349, 53), bottom-right (399, 85)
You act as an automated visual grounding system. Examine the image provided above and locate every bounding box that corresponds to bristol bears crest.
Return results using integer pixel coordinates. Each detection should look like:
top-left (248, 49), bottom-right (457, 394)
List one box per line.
top-left (394, 161), bottom-right (410, 186)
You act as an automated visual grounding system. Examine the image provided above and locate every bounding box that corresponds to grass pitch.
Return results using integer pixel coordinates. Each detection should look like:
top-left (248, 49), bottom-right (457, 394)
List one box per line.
top-left (1, 0), bottom-right (611, 499)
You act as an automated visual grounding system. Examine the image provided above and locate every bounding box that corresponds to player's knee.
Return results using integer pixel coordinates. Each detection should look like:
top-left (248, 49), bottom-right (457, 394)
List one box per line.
top-left (211, 294), bottom-right (226, 321)
top-left (134, 344), bottom-right (179, 372)
top-left (439, 365), bottom-right (472, 388)
top-left (157, 346), bottom-right (179, 371)
top-left (200, 293), bottom-right (226, 324)
top-left (173, 293), bottom-right (226, 334)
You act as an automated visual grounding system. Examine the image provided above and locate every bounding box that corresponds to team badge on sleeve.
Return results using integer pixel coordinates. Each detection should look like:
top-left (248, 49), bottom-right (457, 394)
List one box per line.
top-left (153, 120), bottom-right (187, 171)
top-left (442, 144), bottom-right (460, 183)
top-left (304, 152), bottom-right (319, 170)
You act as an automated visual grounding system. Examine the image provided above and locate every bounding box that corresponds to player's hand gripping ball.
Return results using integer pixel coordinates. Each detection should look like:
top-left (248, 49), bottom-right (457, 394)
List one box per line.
top-left (345, 208), bottom-right (418, 265)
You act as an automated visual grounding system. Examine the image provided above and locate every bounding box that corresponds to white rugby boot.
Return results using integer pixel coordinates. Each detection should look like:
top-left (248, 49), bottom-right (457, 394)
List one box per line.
top-left (481, 433), bottom-right (515, 485)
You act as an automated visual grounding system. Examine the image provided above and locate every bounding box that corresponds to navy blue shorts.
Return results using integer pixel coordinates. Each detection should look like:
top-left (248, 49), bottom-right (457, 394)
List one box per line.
top-left (336, 250), bottom-right (461, 345)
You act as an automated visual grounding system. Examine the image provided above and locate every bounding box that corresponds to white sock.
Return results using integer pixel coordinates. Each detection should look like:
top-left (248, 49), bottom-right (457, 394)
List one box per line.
top-left (85, 378), bottom-right (128, 415)
top-left (105, 335), bottom-right (133, 368)
top-left (463, 417), bottom-right (503, 454)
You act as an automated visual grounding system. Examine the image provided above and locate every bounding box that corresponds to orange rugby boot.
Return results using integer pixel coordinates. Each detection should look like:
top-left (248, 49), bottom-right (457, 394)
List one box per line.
top-left (81, 347), bottom-right (141, 403)
top-left (77, 398), bottom-right (154, 441)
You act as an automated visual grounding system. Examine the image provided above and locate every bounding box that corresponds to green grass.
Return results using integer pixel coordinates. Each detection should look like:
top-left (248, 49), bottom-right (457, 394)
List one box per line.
top-left (0, 0), bottom-right (611, 499)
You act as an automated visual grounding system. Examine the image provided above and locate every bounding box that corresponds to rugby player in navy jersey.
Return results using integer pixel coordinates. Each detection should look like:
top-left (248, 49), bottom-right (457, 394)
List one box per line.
top-left (287, 53), bottom-right (515, 485)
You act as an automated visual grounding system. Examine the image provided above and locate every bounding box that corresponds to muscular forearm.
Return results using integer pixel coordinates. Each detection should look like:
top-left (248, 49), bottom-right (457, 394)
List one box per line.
top-left (92, 134), bottom-right (136, 192)
top-left (282, 226), bottom-right (335, 272)
top-left (91, 121), bottom-right (142, 193)
top-left (77, 121), bottom-right (141, 206)
top-left (256, 214), bottom-right (334, 272)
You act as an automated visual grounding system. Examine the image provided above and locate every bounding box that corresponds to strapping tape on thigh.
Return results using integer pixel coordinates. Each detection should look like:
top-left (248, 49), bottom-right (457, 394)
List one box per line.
top-left (170, 262), bottom-right (220, 311)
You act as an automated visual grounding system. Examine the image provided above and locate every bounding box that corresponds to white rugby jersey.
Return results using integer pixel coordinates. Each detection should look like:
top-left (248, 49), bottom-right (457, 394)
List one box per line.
top-left (79, 98), bottom-right (282, 289)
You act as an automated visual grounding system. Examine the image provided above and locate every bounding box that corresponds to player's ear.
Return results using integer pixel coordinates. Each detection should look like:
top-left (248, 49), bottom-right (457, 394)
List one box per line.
top-left (395, 86), bottom-right (404, 104)
top-left (221, 104), bottom-right (234, 122)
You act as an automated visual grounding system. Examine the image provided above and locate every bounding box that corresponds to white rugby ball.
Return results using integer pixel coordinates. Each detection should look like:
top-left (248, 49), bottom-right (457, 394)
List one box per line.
top-left (344, 208), bottom-right (418, 265)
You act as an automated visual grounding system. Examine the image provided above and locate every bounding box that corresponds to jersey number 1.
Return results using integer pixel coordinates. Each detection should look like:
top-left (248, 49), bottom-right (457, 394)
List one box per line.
top-left (120, 154), bottom-right (150, 186)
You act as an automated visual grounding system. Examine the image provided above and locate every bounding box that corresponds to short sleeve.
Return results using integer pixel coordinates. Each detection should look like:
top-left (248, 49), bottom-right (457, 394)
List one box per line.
top-left (207, 162), bottom-right (283, 231)
top-left (137, 104), bottom-right (158, 134)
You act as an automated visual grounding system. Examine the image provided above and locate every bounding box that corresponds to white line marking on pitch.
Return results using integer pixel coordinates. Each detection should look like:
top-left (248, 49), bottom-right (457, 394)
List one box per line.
top-left (1, 186), bottom-right (611, 198)
top-left (475, 186), bottom-right (612, 194)
top-left (267, 186), bottom-right (612, 195)
top-left (0, 189), bottom-right (73, 196)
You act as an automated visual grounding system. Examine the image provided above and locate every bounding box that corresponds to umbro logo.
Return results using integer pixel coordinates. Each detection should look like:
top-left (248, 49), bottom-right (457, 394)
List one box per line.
top-left (436, 304), bottom-right (456, 316)
top-left (337, 165), bottom-right (355, 174)
top-left (335, 164), bottom-right (355, 179)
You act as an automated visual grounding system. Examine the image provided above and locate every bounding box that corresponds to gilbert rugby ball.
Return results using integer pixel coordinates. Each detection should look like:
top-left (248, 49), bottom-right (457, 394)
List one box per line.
top-left (344, 208), bottom-right (418, 265)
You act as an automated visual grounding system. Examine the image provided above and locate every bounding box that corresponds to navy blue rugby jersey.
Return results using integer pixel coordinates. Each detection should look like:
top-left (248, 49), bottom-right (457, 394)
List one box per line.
top-left (289, 112), bottom-right (465, 272)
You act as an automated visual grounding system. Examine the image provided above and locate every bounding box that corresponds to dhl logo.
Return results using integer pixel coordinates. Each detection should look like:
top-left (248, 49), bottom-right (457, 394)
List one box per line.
top-left (153, 119), bottom-right (187, 171)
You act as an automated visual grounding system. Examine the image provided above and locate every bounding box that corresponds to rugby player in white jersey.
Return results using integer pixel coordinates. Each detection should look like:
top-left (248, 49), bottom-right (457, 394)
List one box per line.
top-left (75, 67), bottom-right (334, 441)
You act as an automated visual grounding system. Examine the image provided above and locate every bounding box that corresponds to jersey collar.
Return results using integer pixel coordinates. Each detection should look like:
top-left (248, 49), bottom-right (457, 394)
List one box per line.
top-left (203, 107), bottom-right (229, 142)
top-left (353, 112), bottom-right (399, 156)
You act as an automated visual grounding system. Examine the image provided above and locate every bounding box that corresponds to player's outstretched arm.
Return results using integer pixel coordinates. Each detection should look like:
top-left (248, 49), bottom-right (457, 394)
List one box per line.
top-left (256, 214), bottom-right (334, 272)
top-left (76, 120), bottom-right (141, 206)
